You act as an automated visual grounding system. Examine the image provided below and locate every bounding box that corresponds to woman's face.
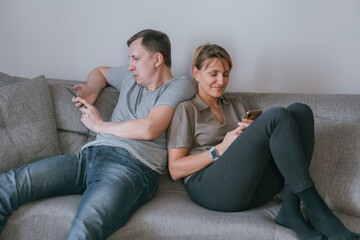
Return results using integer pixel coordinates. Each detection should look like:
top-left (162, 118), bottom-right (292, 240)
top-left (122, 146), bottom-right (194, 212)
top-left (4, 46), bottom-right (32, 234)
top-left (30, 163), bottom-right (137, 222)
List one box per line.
top-left (193, 58), bottom-right (230, 100)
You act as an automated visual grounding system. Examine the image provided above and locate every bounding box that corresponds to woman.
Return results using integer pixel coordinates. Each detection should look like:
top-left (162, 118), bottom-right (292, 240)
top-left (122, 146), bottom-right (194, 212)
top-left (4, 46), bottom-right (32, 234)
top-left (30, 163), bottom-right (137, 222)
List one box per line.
top-left (167, 44), bottom-right (359, 240)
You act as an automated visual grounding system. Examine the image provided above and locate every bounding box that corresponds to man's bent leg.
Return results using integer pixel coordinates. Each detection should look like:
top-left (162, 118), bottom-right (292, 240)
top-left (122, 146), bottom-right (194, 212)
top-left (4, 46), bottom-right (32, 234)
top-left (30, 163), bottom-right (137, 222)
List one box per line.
top-left (67, 147), bottom-right (159, 240)
top-left (0, 153), bottom-right (86, 232)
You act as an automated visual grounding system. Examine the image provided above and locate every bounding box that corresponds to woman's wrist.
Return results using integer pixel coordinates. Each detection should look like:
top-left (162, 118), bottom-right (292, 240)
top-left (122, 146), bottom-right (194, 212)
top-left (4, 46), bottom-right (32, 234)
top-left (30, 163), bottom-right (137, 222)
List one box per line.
top-left (215, 144), bottom-right (224, 157)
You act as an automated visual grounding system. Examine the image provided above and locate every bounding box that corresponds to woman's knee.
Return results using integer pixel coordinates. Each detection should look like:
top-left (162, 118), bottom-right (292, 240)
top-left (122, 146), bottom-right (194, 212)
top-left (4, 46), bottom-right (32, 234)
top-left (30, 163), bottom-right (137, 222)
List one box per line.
top-left (287, 103), bottom-right (313, 117)
top-left (266, 106), bottom-right (290, 120)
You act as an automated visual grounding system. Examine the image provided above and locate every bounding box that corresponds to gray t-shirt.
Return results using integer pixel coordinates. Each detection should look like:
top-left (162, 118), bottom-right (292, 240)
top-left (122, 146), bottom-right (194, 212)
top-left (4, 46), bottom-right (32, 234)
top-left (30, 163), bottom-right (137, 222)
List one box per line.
top-left (167, 94), bottom-right (250, 182)
top-left (82, 66), bottom-right (196, 174)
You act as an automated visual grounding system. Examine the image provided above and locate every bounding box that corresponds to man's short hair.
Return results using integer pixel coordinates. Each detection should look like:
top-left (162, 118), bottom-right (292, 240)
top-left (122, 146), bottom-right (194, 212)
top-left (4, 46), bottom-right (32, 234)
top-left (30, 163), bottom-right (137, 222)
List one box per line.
top-left (127, 29), bottom-right (172, 68)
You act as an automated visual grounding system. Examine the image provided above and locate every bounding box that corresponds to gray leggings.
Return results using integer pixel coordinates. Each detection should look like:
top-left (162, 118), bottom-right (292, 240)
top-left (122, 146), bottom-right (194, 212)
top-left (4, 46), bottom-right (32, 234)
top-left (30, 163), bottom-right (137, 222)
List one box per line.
top-left (186, 103), bottom-right (315, 212)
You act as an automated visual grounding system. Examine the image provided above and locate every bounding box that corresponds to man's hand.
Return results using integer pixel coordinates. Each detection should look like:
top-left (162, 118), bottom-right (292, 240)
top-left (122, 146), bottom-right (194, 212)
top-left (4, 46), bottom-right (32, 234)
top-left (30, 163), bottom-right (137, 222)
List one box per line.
top-left (76, 97), bottom-right (104, 133)
top-left (71, 85), bottom-right (99, 107)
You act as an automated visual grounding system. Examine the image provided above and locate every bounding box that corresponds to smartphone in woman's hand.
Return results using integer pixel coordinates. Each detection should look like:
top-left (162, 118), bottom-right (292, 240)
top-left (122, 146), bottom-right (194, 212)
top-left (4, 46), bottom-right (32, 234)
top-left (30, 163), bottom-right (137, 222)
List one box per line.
top-left (243, 110), bottom-right (262, 120)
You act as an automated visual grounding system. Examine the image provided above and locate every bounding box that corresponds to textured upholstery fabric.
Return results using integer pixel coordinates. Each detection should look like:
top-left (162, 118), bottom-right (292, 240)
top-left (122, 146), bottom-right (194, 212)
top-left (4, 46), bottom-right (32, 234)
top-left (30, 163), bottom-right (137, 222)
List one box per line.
top-left (0, 75), bottom-right (61, 173)
top-left (47, 79), bottom-right (119, 154)
top-left (311, 118), bottom-right (360, 216)
top-left (0, 72), bottom-right (27, 87)
top-left (1, 77), bottom-right (360, 239)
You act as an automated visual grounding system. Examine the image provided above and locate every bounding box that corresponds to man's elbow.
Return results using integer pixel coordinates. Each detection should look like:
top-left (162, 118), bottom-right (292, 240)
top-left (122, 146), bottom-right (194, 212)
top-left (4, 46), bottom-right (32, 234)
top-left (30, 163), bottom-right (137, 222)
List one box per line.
top-left (169, 167), bottom-right (181, 181)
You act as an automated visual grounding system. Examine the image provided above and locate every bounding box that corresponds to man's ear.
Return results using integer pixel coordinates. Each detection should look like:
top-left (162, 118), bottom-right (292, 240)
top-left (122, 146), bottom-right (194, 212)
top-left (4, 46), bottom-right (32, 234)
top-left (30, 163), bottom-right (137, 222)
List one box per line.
top-left (154, 53), bottom-right (163, 67)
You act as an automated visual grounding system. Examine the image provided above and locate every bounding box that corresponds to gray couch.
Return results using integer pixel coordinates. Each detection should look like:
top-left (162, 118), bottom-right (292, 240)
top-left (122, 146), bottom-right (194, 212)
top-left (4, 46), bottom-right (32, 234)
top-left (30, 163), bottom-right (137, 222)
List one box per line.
top-left (1, 72), bottom-right (360, 240)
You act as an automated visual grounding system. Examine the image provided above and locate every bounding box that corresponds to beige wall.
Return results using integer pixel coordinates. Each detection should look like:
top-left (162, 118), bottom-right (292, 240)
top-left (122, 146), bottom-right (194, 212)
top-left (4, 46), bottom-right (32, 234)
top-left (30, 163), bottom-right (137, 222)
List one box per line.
top-left (1, 0), bottom-right (359, 94)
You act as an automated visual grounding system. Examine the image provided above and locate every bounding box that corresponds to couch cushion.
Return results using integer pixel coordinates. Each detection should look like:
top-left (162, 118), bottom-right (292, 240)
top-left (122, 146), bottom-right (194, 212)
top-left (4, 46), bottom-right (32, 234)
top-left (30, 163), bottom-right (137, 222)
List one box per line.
top-left (0, 72), bottom-right (28, 87)
top-left (310, 118), bottom-right (360, 217)
top-left (0, 75), bottom-right (61, 173)
top-left (47, 80), bottom-right (119, 154)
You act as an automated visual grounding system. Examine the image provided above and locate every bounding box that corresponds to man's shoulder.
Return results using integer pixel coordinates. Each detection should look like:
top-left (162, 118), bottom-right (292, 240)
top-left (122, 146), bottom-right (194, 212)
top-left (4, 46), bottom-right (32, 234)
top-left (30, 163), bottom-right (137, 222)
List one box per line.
top-left (108, 66), bottom-right (132, 77)
top-left (162, 76), bottom-right (191, 88)
top-left (155, 76), bottom-right (196, 106)
top-left (107, 66), bottom-right (134, 89)
top-left (161, 76), bottom-right (196, 96)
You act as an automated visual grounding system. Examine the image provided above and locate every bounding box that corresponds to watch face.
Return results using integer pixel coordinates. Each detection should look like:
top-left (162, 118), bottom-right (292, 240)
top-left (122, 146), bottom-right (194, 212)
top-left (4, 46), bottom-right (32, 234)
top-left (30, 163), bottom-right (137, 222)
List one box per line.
top-left (210, 147), bottom-right (219, 160)
top-left (210, 150), bottom-right (217, 158)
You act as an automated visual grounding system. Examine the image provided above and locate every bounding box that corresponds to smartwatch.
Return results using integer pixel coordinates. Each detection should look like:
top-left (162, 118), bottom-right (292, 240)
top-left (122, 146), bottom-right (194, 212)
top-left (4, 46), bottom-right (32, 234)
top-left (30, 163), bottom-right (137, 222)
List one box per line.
top-left (209, 147), bottom-right (219, 161)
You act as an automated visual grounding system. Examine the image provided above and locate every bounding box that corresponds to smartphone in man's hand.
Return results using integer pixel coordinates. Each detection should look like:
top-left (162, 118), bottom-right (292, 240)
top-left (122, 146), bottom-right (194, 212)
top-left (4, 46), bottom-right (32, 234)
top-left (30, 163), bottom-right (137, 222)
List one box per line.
top-left (243, 110), bottom-right (263, 120)
top-left (64, 85), bottom-right (77, 97)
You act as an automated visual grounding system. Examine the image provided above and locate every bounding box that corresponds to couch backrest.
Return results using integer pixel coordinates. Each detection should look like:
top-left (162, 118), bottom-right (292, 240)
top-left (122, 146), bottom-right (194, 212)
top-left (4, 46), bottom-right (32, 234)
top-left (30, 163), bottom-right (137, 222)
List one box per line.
top-left (236, 92), bottom-right (360, 123)
top-left (47, 78), bottom-right (119, 154)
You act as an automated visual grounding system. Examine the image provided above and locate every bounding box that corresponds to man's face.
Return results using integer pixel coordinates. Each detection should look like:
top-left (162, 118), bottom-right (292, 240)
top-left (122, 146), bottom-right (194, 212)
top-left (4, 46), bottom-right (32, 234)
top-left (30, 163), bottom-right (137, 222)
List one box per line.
top-left (128, 38), bottom-right (156, 86)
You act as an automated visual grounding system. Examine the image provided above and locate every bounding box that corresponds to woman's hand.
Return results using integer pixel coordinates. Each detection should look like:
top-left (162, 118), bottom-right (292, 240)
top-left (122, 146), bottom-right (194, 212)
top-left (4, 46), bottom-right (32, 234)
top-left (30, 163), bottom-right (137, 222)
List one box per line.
top-left (239, 118), bottom-right (254, 130)
top-left (216, 128), bottom-right (241, 156)
top-left (216, 118), bottom-right (255, 156)
top-left (71, 84), bottom-right (99, 107)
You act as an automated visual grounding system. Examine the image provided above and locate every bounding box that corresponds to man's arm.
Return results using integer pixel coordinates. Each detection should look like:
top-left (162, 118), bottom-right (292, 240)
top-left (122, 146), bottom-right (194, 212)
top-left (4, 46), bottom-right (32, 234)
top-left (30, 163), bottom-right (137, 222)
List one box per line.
top-left (77, 96), bottom-right (175, 140)
top-left (73, 66), bottom-right (111, 106)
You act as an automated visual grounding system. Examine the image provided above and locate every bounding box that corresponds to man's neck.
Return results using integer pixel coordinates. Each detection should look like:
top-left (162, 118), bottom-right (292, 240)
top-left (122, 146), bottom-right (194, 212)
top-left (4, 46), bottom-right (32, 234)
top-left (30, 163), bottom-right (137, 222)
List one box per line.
top-left (146, 67), bottom-right (173, 91)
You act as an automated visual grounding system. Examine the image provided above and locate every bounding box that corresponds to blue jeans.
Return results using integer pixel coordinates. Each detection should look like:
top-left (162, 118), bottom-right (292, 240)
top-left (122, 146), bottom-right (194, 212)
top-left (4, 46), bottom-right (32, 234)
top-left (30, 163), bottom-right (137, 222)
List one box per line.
top-left (0, 145), bottom-right (159, 239)
top-left (186, 103), bottom-right (314, 212)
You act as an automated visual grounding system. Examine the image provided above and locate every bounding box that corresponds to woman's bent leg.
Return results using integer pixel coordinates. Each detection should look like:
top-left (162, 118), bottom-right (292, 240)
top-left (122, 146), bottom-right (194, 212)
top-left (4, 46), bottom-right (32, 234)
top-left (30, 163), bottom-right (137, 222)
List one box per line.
top-left (186, 105), bottom-right (313, 212)
top-left (274, 103), bottom-right (323, 239)
top-left (281, 104), bottom-right (359, 239)
top-left (0, 153), bottom-right (86, 232)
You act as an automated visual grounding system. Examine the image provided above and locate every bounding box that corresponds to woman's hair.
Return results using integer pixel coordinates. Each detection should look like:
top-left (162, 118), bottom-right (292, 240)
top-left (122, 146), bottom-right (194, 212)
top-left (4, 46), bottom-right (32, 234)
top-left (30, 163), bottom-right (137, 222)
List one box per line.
top-left (127, 29), bottom-right (172, 68)
top-left (191, 43), bottom-right (232, 77)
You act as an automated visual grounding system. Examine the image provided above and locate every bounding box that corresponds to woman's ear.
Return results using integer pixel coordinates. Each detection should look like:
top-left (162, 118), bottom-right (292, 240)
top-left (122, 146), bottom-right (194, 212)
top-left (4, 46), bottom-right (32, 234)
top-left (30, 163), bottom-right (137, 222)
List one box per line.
top-left (193, 67), bottom-right (200, 82)
top-left (154, 53), bottom-right (163, 67)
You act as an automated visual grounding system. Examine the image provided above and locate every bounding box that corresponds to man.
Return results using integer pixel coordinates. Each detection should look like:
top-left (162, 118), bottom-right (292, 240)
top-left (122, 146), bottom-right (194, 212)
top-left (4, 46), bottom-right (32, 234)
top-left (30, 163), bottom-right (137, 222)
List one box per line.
top-left (0, 29), bottom-right (195, 239)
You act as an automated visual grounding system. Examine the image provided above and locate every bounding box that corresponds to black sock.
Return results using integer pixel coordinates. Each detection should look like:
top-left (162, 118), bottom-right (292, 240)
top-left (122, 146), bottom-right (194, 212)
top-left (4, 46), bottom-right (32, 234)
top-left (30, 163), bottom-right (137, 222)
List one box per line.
top-left (275, 184), bottom-right (324, 240)
top-left (297, 186), bottom-right (360, 239)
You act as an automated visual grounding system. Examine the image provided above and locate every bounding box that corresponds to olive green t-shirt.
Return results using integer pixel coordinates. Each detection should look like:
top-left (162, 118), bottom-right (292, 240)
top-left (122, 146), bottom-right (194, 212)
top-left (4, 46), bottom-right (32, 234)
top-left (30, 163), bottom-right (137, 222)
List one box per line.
top-left (167, 93), bottom-right (250, 182)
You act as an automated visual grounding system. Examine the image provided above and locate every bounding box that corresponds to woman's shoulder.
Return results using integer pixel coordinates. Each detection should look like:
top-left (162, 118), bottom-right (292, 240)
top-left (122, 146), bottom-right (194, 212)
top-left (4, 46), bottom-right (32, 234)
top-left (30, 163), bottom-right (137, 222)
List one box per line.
top-left (176, 97), bottom-right (197, 111)
top-left (223, 92), bottom-right (247, 102)
top-left (223, 92), bottom-right (250, 111)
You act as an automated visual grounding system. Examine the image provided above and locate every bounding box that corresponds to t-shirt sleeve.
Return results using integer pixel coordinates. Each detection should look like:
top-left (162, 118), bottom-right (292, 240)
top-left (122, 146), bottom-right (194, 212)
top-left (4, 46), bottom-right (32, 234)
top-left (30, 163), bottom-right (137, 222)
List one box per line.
top-left (106, 66), bottom-right (133, 91)
top-left (166, 102), bottom-right (194, 149)
top-left (155, 76), bottom-right (196, 109)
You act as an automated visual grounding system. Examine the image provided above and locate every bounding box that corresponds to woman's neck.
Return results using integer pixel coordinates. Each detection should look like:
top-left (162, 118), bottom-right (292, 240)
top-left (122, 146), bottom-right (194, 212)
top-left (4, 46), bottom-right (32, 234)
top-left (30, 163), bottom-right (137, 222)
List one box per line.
top-left (197, 92), bottom-right (219, 108)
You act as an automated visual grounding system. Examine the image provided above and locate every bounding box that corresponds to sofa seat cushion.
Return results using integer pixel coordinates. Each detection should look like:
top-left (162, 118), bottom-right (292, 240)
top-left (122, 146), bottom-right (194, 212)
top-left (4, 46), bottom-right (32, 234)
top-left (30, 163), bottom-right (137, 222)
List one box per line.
top-left (2, 174), bottom-right (359, 240)
top-left (0, 195), bottom-right (80, 240)
top-left (0, 75), bottom-right (61, 173)
top-left (2, 193), bottom-right (298, 240)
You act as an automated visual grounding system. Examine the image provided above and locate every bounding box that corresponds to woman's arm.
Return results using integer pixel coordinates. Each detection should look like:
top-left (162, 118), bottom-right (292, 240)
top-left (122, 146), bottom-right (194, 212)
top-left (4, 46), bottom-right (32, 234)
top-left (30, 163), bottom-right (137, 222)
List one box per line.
top-left (168, 120), bottom-right (254, 181)
top-left (168, 147), bottom-right (214, 181)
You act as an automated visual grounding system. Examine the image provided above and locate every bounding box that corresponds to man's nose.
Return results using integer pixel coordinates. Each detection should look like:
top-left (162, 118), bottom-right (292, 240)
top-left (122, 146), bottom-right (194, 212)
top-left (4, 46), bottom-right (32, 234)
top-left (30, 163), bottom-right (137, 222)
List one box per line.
top-left (128, 60), bottom-right (135, 71)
